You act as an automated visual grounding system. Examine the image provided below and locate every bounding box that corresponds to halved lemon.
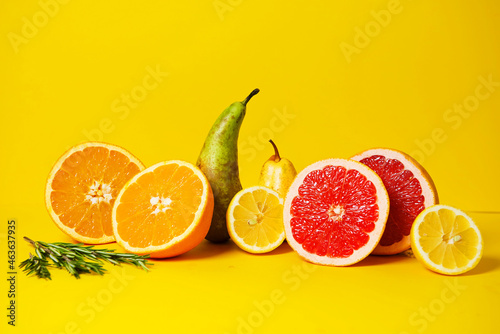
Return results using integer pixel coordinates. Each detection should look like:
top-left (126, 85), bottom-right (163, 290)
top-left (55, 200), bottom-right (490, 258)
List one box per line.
top-left (227, 186), bottom-right (285, 254)
top-left (410, 205), bottom-right (483, 275)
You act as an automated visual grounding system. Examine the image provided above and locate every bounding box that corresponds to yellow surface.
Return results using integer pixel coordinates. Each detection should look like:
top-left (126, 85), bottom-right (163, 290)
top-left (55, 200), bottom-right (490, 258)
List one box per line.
top-left (1, 0), bottom-right (499, 333)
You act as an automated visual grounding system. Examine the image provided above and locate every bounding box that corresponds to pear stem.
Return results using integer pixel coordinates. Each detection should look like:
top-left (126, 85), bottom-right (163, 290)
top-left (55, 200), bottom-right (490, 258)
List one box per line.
top-left (269, 140), bottom-right (281, 162)
top-left (242, 88), bottom-right (260, 106)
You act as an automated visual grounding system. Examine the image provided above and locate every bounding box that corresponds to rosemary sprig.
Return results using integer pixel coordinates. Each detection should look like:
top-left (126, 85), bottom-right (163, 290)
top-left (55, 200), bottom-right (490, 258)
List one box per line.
top-left (19, 237), bottom-right (152, 279)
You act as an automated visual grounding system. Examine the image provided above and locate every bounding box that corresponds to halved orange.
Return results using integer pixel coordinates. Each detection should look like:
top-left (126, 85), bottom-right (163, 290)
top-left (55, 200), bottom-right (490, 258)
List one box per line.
top-left (112, 160), bottom-right (214, 258)
top-left (46, 142), bottom-right (145, 244)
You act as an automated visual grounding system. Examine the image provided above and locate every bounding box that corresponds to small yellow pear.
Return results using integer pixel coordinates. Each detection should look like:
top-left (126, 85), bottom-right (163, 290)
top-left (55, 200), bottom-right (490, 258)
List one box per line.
top-left (258, 140), bottom-right (297, 199)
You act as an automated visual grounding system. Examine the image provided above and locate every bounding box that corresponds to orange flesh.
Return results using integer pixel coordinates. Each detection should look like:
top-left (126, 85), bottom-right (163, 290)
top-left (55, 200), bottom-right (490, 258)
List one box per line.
top-left (115, 164), bottom-right (204, 248)
top-left (50, 147), bottom-right (142, 239)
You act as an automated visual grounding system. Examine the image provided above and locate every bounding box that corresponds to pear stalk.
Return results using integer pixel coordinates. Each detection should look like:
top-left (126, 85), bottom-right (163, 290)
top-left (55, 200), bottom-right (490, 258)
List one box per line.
top-left (243, 89), bottom-right (260, 106)
top-left (269, 140), bottom-right (281, 162)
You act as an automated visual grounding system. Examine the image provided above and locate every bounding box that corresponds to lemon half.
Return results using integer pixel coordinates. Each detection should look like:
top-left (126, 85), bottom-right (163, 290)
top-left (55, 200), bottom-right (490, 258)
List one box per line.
top-left (410, 205), bottom-right (483, 275)
top-left (227, 186), bottom-right (285, 254)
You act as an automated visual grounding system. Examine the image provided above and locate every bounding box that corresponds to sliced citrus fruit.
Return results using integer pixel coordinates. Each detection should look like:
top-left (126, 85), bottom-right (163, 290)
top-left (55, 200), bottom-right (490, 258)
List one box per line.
top-left (46, 142), bottom-right (145, 244)
top-left (112, 160), bottom-right (214, 258)
top-left (284, 159), bottom-right (390, 266)
top-left (410, 205), bottom-right (483, 275)
top-left (227, 186), bottom-right (285, 254)
top-left (351, 148), bottom-right (438, 255)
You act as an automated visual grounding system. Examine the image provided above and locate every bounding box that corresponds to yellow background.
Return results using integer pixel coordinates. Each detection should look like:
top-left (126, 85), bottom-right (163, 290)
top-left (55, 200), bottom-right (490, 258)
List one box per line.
top-left (1, 0), bottom-right (499, 333)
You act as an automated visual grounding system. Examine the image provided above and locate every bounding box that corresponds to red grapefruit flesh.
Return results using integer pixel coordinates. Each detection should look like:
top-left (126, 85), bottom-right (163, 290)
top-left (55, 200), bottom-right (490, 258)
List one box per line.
top-left (351, 148), bottom-right (438, 255)
top-left (283, 159), bottom-right (390, 266)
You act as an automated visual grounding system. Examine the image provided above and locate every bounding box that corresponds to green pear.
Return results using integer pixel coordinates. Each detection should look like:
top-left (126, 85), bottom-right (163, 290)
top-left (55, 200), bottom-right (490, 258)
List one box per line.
top-left (258, 140), bottom-right (297, 199)
top-left (196, 89), bottom-right (260, 243)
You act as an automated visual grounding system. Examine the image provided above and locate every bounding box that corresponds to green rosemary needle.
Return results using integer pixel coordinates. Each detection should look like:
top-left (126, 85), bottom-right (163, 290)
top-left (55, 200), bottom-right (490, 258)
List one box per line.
top-left (20, 237), bottom-right (153, 279)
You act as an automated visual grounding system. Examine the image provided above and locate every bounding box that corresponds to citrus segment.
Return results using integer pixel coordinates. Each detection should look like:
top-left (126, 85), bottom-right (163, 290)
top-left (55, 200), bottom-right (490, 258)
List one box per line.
top-left (46, 142), bottom-right (145, 244)
top-left (284, 159), bottom-right (390, 266)
top-left (351, 148), bottom-right (438, 255)
top-left (411, 205), bottom-right (483, 275)
top-left (227, 186), bottom-right (285, 254)
top-left (112, 160), bottom-right (214, 258)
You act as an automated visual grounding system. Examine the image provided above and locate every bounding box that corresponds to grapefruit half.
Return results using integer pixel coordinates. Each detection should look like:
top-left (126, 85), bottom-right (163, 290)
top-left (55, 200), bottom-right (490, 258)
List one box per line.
top-left (351, 148), bottom-right (438, 255)
top-left (283, 159), bottom-right (390, 266)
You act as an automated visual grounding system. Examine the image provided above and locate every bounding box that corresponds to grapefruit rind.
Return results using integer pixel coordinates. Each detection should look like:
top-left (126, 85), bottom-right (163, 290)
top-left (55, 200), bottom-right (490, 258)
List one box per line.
top-left (410, 205), bottom-right (483, 275)
top-left (351, 148), bottom-right (438, 255)
top-left (45, 142), bottom-right (145, 244)
top-left (227, 186), bottom-right (285, 254)
top-left (284, 158), bottom-right (390, 266)
top-left (112, 160), bottom-right (214, 258)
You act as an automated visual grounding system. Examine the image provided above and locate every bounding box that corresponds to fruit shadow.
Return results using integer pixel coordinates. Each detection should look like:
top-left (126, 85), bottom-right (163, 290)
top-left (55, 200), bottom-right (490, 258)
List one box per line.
top-left (461, 256), bottom-right (499, 276)
top-left (155, 240), bottom-right (236, 262)
top-left (351, 253), bottom-right (410, 267)
top-left (155, 240), bottom-right (293, 262)
top-left (256, 242), bottom-right (293, 256)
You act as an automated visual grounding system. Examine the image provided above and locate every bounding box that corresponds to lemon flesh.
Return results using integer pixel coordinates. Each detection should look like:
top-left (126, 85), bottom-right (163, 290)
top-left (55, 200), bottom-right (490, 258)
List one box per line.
top-left (227, 186), bottom-right (285, 253)
top-left (411, 205), bottom-right (483, 275)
